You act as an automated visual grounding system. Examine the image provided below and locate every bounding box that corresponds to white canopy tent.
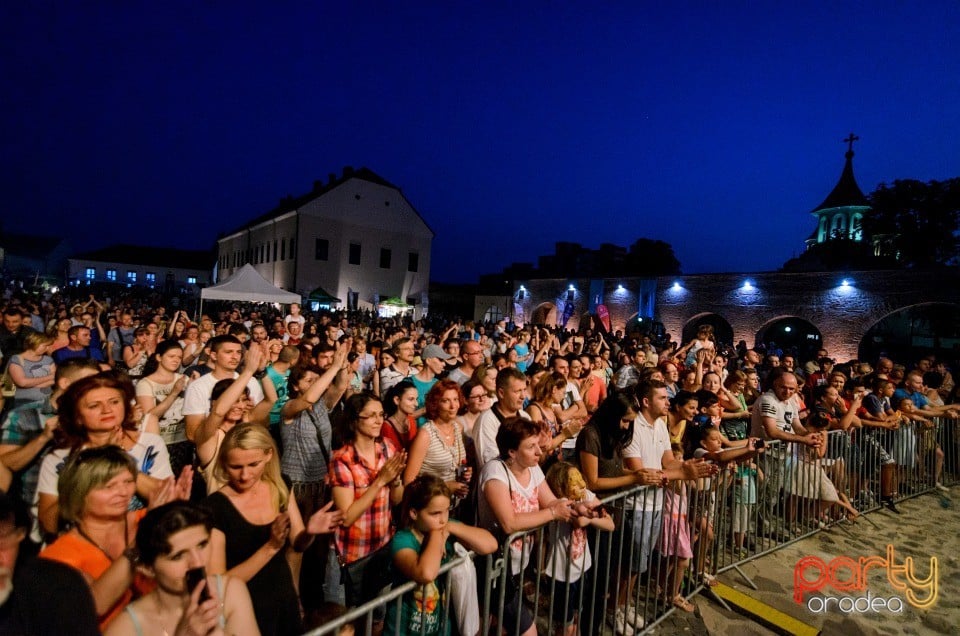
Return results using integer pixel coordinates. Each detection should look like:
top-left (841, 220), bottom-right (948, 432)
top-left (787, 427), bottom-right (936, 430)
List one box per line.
top-left (199, 264), bottom-right (300, 314)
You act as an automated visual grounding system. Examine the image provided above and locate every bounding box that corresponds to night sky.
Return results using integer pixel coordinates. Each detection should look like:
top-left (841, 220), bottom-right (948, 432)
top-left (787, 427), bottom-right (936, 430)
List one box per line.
top-left (2, 3), bottom-right (958, 284)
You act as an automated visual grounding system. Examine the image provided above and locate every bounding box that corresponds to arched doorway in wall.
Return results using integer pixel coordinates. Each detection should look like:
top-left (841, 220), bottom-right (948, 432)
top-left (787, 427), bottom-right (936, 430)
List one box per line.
top-left (755, 316), bottom-right (823, 362)
top-left (859, 303), bottom-right (960, 364)
top-left (530, 302), bottom-right (557, 326)
top-left (682, 313), bottom-right (734, 347)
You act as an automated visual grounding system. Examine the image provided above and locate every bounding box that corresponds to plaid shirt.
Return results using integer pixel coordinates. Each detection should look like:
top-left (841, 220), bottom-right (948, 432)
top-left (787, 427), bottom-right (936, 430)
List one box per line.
top-left (0, 397), bottom-right (55, 505)
top-left (330, 438), bottom-right (397, 564)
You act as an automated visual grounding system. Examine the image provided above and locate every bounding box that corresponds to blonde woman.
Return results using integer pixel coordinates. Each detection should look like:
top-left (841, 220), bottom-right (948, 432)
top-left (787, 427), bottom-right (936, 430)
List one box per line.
top-left (205, 424), bottom-right (342, 636)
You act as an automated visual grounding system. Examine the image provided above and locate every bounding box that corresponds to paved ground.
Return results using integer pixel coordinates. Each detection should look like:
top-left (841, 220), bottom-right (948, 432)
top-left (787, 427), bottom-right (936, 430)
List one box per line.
top-left (647, 489), bottom-right (958, 635)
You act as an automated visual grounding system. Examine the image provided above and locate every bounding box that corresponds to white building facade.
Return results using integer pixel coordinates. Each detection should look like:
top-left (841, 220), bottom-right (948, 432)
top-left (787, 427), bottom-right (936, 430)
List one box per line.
top-left (66, 246), bottom-right (211, 293)
top-left (216, 167), bottom-right (433, 312)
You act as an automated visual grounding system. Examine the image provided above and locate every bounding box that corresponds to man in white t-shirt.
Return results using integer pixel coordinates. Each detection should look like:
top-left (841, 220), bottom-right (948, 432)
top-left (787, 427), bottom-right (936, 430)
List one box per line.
top-left (472, 368), bottom-right (531, 469)
top-left (624, 381), bottom-right (715, 575)
top-left (182, 335), bottom-right (264, 441)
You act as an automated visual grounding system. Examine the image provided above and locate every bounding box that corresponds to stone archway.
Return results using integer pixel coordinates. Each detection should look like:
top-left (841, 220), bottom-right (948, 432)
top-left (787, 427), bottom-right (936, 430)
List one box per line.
top-left (859, 302), bottom-right (960, 363)
top-left (682, 312), bottom-right (734, 347)
top-left (530, 302), bottom-right (557, 326)
top-left (756, 316), bottom-right (823, 361)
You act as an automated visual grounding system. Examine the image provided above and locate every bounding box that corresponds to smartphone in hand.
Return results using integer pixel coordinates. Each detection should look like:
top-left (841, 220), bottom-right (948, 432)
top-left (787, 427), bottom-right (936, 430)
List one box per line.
top-left (185, 567), bottom-right (211, 603)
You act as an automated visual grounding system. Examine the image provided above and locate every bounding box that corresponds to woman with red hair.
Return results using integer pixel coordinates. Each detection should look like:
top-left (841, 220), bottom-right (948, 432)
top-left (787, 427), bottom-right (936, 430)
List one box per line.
top-left (403, 380), bottom-right (472, 504)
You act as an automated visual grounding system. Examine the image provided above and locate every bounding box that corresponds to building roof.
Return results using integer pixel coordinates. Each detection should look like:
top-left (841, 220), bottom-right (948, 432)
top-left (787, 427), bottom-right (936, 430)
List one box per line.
top-left (71, 245), bottom-right (213, 270)
top-left (223, 166), bottom-right (404, 237)
top-left (0, 232), bottom-right (67, 257)
top-left (811, 149), bottom-right (870, 213)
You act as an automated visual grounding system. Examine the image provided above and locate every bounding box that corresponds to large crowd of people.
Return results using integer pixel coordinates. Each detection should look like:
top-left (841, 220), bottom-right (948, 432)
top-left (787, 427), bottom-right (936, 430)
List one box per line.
top-left (0, 291), bottom-right (957, 635)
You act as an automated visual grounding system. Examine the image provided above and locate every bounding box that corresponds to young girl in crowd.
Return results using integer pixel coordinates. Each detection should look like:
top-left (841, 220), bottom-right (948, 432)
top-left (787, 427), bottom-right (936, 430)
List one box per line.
top-left (658, 445), bottom-right (695, 612)
top-left (732, 456), bottom-right (762, 559)
top-left (386, 475), bottom-right (496, 636)
top-left (543, 462), bottom-right (614, 635)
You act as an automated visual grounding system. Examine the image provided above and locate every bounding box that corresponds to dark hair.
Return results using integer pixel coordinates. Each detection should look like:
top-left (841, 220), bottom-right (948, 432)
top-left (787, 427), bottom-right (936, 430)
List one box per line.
top-left (694, 389), bottom-right (719, 410)
top-left (495, 416), bottom-right (542, 460)
top-left (589, 392), bottom-right (638, 458)
top-left (54, 358), bottom-right (101, 384)
top-left (634, 379), bottom-right (667, 404)
top-left (398, 475), bottom-right (451, 529)
top-left (287, 364), bottom-right (324, 400)
top-left (0, 491), bottom-right (29, 530)
top-left (57, 372), bottom-right (138, 450)
top-left (670, 390), bottom-right (698, 411)
top-left (135, 502), bottom-right (213, 565)
top-left (341, 392), bottom-right (383, 440)
top-left (142, 339), bottom-right (185, 377)
top-left (384, 380), bottom-right (417, 417)
top-left (495, 367), bottom-right (526, 394)
top-left (923, 371), bottom-right (944, 391)
top-left (208, 335), bottom-right (241, 354)
top-left (424, 380), bottom-right (464, 421)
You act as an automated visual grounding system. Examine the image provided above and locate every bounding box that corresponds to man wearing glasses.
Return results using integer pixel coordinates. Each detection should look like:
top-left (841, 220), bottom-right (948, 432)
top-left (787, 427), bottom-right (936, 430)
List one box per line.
top-left (447, 340), bottom-right (485, 386)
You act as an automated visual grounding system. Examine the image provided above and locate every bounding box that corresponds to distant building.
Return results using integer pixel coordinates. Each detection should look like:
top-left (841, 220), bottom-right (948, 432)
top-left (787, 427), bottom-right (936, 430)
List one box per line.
top-left (0, 232), bottom-right (72, 283)
top-left (493, 136), bottom-right (960, 362)
top-left (67, 245), bottom-right (212, 293)
top-left (216, 166), bottom-right (433, 314)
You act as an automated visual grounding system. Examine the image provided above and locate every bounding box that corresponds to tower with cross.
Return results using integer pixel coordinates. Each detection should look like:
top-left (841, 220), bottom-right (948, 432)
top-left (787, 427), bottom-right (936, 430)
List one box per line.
top-left (805, 134), bottom-right (872, 248)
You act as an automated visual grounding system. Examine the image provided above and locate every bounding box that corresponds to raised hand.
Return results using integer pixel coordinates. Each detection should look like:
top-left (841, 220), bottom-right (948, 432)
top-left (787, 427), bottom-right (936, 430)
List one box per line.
top-left (174, 579), bottom-right (222, 636)
top-left (377, 451), bottom-right (407, 487)
top-left (306, 501), bottom-right (344, 535)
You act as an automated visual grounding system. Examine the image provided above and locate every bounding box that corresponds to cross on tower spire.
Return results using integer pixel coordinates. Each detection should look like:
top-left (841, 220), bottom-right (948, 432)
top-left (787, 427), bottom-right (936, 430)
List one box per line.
top-left (843, 132), bottom-right (859, 157)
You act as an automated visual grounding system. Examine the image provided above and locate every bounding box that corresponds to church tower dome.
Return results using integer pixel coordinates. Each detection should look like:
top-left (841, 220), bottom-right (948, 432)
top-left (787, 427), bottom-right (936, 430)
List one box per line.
top-left (805, 134), bottom-right (872, 249)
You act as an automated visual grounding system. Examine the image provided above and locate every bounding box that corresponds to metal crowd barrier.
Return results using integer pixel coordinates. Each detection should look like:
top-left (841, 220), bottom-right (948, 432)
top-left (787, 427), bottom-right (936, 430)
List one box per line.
top-left (303, 418), bottom-right (959, 635)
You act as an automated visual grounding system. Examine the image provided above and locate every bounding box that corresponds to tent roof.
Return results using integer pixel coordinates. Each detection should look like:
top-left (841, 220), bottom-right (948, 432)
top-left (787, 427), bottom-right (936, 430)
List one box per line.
top-left (201, 264), bottom-right (300, 303)
top-left (307, 286), bottom-right (341, 302)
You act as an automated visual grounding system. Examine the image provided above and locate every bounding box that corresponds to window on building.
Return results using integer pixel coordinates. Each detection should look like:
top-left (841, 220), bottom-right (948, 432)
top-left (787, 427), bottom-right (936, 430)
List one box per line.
top-left (315, 238), bottom-right (329, 261)
top-left (273, 240), bottom-right (278, 261)
top-left (290, 238), bottom-right (296, 258)
top-left (106, 269), bottom-right (117, 282)
top-left (280, 239), bottom-right (286, 261)
top-left (380, 248), bottom-right (391, 269)
top-left (127, 271), bottom-right (137, 282)
top-left (145, 273), bottom-right (156, 287)
top-left (349, 243), bottom-right (361, 265)
top-left (85, 267), bottom-right (96, 280)
top-left (187, 276), bottom-right (197, 285)
top-left (408, 252), bottom-right (419, 272)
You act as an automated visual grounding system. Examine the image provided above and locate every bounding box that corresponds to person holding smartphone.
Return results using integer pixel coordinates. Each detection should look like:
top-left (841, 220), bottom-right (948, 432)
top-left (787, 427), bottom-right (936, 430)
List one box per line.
top-left (104, 501), bottom-right (260, 636)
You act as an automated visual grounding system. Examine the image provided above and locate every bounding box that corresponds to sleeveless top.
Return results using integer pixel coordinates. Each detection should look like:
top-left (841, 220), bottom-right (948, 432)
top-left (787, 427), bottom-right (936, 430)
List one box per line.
top-left (124, 575), bottom-right (226, 634)
top-left (419, 420), bottom-right (466, 482)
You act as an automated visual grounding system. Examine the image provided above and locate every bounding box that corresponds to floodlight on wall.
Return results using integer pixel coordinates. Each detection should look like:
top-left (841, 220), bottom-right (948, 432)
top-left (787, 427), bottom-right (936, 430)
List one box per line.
top-left (742, 280), bottom-right (753, 291)
top-left (672, 282), bottom-right (682, 291)
top-left (520, 285), bottom-right (526, 291)
top-left (784, 326), bottom-right (792, 332)
top-left (616, 284), bottom-right (625, 292)
top-left (568, 284), bottom-right (576, 291)
top-left (841, 279), bottom-right (851, 288)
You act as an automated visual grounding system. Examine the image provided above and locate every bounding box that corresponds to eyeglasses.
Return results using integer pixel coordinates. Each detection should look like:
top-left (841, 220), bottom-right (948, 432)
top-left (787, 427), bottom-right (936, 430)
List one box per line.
top-left (469, 394), bottom-right (488, 401)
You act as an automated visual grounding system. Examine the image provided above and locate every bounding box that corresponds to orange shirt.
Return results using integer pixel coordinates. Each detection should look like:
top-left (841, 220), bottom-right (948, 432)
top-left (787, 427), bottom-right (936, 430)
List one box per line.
top-left (40, 510), bottom-right (152, 630)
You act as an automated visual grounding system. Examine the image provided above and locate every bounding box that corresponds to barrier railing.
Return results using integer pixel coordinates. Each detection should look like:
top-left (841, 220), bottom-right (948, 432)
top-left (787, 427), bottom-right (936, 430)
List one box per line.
top-left (303, 418), bottom-right (959, 635)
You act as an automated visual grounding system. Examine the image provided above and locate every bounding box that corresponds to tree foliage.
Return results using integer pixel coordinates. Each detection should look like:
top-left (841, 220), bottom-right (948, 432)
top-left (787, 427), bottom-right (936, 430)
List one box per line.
top-left (863, 178), bottom-right (960, 267)
top-left (626, 238), bottom-right (681, 275)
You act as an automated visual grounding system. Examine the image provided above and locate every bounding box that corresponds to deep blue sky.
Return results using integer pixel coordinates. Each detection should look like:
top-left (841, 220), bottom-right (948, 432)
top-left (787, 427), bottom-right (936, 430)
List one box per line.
top-left (2, 3), bottom-right (958, 284)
